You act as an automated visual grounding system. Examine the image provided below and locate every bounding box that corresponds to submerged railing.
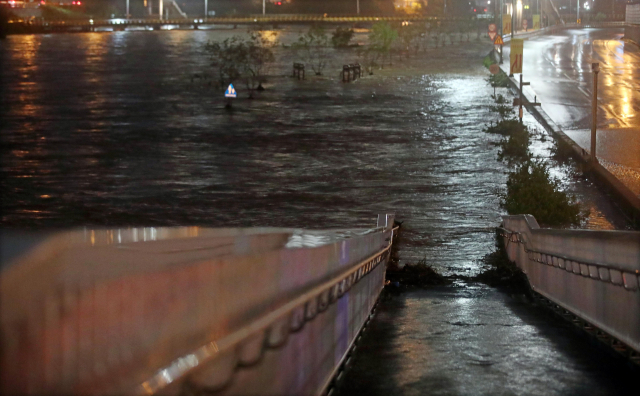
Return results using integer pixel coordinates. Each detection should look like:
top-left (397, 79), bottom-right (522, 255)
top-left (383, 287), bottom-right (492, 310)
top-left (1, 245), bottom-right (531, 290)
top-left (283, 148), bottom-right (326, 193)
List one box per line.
top-left (0, 214), bottom-right (395, 395)
top-left (500, 215), bottom-right (640, 354)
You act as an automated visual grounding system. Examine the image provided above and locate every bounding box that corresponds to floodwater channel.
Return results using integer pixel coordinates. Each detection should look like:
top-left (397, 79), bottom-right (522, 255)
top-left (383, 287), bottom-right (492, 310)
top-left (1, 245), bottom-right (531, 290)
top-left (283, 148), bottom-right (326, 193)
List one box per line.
top-left (0, 27), bottom-right (636, 393)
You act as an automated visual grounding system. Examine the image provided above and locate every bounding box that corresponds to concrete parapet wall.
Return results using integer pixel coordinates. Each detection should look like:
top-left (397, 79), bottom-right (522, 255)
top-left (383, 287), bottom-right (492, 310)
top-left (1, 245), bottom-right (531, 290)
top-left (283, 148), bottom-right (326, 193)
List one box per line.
top-left (626, 24), bottom-right (640, 44)
top-left (0, 215), bottom-right (394, 395)
top-left (501, 215), bottom-right (640, 353)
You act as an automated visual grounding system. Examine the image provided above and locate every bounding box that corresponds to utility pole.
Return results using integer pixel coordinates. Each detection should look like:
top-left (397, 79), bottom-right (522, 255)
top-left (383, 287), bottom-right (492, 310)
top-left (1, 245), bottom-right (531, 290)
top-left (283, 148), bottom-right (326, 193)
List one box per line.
top-left (591, 62), bottom-right (599, 162)
top-left (263, 0), bottom-right (266, 15)
top-left (159, 0), bottom-right (163, 20)
top-left (205, 0), bottom-right (207, 18)
top-left (577, 0), bottom-right (580, 22)
top-left (511, 1), bottom-right (514, 38)
top-left (126, 0), bottom-right (129, 19)
top-left (357, 0), bottom-right (360, 15)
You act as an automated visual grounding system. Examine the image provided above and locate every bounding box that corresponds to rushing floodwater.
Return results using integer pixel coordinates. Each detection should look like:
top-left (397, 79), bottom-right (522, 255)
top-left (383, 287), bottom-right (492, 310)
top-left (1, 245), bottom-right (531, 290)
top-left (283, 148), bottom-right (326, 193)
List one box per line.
top-left (1, 28), bottom-right (631, 271)
top-left (1, 28), bottom-right (636, 395)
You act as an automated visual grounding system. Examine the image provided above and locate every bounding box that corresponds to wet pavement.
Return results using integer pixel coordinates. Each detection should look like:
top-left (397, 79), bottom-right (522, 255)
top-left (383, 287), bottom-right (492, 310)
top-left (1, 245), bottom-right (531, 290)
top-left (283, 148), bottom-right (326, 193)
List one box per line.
top-left (501, 28), bottom-right (640, 196)
top-left (0, 28), bottom-right (637, 393)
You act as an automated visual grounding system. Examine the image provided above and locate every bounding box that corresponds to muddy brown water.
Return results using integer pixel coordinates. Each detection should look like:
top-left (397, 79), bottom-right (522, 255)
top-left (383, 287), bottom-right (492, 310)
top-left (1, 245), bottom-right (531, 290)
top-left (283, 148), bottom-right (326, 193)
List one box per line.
top-left (0, 28), bottom-right (636, 393)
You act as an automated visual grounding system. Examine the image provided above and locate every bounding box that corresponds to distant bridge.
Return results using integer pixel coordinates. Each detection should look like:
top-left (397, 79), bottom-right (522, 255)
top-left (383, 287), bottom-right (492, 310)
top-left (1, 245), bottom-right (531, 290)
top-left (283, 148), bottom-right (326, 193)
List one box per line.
top-left (5, 14), bottom-right (487, 35)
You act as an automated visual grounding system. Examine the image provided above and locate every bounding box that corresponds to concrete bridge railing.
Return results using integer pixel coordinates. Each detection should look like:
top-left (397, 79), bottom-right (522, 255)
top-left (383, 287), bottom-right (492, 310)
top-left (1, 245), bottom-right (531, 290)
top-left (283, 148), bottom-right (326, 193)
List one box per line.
top-left (0, 214), bottom-right (395, 395)
top-left (626, 4), bottom-right (640, 43)
top-left (500, 215), bottom-right (640, 353)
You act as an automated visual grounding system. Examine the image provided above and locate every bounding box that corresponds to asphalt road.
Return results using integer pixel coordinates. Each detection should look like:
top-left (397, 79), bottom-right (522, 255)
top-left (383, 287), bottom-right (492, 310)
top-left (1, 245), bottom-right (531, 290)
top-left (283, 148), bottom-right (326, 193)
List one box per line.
top-left (502, 28), bottom-right (640, 195)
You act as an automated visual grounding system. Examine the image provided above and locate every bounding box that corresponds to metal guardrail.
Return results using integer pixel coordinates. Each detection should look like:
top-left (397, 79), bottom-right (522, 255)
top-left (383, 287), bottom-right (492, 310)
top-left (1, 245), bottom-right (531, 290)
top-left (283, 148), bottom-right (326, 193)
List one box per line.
top-left (7, 14), bottom-right (485, 28)
top-left (0, 214), bottom-right (395, 395)
top-left (500, 215), bottom-right (640, 354)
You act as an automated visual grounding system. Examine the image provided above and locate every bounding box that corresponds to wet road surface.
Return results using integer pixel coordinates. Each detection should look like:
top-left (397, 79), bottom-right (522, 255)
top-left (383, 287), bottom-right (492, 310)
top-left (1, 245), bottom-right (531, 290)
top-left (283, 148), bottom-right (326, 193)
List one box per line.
top-left (501, 28), bottom-right (640, 196)
top-left (0, 28), bottom-right (636, 394)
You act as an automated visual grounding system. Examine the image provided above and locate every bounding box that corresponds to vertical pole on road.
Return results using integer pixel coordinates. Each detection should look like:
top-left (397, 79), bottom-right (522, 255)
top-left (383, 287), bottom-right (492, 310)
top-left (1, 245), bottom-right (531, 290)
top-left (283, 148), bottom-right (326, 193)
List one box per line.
top-left (159, 0), bottom-right (163, 20)
top-left (511, 1), bottom-right (514, 39)
top-left (357, 0), bottom-right (360, 15)
top-left (263, 0), bottom-right (266, 15)
top-left (126, 0), bottom-right (129, 19)
top-left (577, 0), bottom-right (580, 23)
top-left (205, 0), bottom-right (207, 18)
top-left (519, 74), bottom-right (524, 123)
top-left (591, 63), bottom-right (599, 162)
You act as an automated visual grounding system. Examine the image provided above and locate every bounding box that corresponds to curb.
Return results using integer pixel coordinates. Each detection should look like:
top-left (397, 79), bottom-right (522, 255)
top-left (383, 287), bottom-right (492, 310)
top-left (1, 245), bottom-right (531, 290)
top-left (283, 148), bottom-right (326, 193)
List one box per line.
top-left (492, 52), bottom-right (640, 227)
top-left (502, 22), bottom-right (629, 44)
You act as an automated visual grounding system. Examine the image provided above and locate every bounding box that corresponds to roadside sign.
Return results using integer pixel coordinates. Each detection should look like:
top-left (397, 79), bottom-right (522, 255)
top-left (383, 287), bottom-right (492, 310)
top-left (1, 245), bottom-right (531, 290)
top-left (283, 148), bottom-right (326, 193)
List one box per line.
top-left (489, 64), bottom-right (500, 75)
top-left (488, 23), bottom-right (497, 33)
top-left (502, 14), bottom-right (512, 35)
top-left (533, 14), bottom-right (540, 29)
top-left (494, 35), bottom-right (504, 45)
top-left (510, 39), bottom-right (523, 74)
top-left (489, 31), bottom-right (497, 41)
top-left (225, 84), bottom-right (237, 98)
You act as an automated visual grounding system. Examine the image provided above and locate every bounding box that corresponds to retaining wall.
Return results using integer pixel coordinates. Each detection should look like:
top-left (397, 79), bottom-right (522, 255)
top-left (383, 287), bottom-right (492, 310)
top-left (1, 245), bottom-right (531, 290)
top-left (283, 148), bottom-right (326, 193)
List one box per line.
top-left (501, 215), bottom-right (640, 353)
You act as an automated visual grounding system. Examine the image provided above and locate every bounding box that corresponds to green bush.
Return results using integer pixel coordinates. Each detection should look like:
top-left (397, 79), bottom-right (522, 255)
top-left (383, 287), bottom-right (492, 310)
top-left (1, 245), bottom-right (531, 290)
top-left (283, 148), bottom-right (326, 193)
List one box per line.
top-left (501, 161), bottom-right (585, 227)
top-left (485, 119), bottom-right (525, 136)
top-left (485, 120), bottom-right (531, 163)
top-left (332, 27), bottom-right (355, 47)
top-left (369, 21), bottom-right (398, 66)
top-left (483, 55), bottom-right (494, 68)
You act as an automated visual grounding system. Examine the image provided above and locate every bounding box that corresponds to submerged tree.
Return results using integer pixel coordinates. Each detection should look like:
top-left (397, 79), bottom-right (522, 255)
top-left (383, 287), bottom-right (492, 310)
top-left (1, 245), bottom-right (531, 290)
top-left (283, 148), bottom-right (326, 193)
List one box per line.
top-left (293, 25), bottom-right (329, 75)
top-left (205, 31), bottom-right (277, 98)
top-left (369, 21), bottom-right (398, 66)
top-left (331, 27), bottom-right (355, 48)
top-left (205, 36), bottom-right (247, 88)
top-left (356, 46), bottom-right (381, 75)
top-left (398, 22), bottom-right (423, 56)
top-left (243, 31), bottom-right (277, 96)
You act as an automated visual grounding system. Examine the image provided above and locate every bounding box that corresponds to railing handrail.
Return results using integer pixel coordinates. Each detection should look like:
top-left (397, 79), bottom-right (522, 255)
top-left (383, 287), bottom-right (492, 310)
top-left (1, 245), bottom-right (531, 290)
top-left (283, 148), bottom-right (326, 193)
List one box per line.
top-left (136, 235), bottom-right (394, 394)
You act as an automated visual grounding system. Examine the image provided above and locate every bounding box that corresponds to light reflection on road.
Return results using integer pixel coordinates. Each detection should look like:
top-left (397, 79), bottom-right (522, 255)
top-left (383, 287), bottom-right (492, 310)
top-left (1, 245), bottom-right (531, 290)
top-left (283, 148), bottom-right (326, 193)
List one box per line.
top-left (502, 28), bottom-right (640, 196)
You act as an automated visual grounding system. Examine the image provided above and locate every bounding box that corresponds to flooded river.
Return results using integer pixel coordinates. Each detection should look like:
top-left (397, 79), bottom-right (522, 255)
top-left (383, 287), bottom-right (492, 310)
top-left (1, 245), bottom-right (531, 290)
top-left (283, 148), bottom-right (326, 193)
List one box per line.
top-left (0, 28), bottom-right (636, 394)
